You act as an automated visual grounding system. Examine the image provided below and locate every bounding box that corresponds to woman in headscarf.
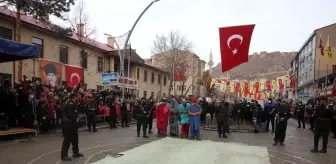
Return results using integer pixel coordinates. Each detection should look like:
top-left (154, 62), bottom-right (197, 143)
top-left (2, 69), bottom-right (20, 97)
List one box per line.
top-left (169, 98), bottom-right (179, 136)
top-left (178, 99), bottom-right (190, 138)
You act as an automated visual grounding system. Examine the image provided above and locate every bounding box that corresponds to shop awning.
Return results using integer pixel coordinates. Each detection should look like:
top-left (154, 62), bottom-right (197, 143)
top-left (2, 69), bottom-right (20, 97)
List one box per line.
top-left (0, 39), bottom-right (39, 63)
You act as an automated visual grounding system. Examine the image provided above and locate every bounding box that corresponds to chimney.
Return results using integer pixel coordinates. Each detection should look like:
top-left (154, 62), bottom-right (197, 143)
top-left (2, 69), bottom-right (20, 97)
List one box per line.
top-left (107, 36), bottom-right (114, 48)
top-left (76, 23), bottom-right (84, 36)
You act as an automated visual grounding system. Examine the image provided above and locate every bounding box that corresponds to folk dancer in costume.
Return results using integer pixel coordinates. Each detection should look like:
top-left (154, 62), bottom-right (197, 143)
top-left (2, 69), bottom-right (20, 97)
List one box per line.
top-left (156, 98), bottom-right (170, 137)
top-left (169, 98), bottom-right (179, 137)
top-left (178, 99), bottom-right (191, 138)
top-left (188, 98), bottom-right (202, 140)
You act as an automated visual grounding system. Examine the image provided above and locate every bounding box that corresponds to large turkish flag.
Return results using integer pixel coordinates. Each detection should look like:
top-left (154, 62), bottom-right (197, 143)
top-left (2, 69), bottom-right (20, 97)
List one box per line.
top-left (219, 24), bottom-right (255, 72)
top-left (65, 65), bottom-right (83, 88)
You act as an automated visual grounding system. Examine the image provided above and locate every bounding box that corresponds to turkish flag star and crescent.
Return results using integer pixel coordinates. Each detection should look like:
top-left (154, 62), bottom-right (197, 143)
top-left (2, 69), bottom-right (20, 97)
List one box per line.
top-left (219, 24), bottom-right (255, 72)
top-left (65, 65), bottom-right (83, 88)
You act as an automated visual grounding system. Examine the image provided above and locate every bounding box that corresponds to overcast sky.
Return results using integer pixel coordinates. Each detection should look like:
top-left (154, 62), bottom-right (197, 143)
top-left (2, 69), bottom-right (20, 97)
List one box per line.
top-left (57, 0), bottom-right (336, 66)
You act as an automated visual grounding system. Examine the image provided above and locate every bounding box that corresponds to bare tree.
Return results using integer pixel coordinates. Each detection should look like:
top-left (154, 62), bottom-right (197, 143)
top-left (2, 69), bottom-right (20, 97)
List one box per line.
top-left (152, 30), bottom-right (193, 95)
top-left (66, 0), bottom-right (96, 84)
top-left (197, 70), bottom-right (217, 96)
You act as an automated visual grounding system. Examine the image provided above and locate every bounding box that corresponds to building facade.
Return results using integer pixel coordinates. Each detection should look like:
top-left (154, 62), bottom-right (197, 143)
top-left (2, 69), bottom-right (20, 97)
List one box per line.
top-left (132, 65), bottom-right (169, 99)
top-left (291, 23), bottom-right (336, 100)
top-left (0, 6), bottom-right (169, 97)
top-left (148, 50), bottom-right (206, 97)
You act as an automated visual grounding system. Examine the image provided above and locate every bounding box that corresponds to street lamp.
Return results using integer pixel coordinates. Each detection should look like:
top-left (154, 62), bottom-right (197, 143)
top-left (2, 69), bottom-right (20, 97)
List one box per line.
top-left (121, 0), bottom-right (160, 100)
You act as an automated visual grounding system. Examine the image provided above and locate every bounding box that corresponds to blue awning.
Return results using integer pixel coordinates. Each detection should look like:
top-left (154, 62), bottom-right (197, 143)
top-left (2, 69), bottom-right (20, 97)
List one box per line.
top-left (0, 39), bottom-right (39, 63)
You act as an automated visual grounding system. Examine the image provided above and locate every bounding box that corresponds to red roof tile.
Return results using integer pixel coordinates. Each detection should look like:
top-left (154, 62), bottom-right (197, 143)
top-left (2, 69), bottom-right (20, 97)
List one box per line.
top-left (0, 6), bottom-right (113, 52)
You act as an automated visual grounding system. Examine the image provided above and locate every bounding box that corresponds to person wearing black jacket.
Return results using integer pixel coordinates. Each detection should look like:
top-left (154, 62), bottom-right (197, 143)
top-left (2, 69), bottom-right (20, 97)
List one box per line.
top-left (108, 99), bottom-right (117, 129)
top-left (199, 98), bottom-right (208, 125)
top-left (87, 97), bottom-right (97, 132)
top-left (311, 98), bottom-right (334, 153)
top-left (295, 101), bottom-right (306, 129)
top-left (306, 102), bottom-right (315, 130)
top-left (273, 100), bottom-right (291, 146)
top-left (134, 100), bottom-right (148, 138)
top-left (121, 101), bottom-right (129, 128)
top-left (215, 101), bottom-right (229, 138)
top-left (61, 93), bottom-right (84, 161)
top-left (251, 100), bottom-right (262, 133)
top-left (148, 99), bottom-right (155, 134)
top-left (207, 102), bottom-right (215, 123)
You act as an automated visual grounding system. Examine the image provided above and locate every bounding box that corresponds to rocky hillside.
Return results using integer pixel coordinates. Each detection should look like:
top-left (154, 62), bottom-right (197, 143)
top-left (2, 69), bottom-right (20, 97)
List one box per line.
top-left (212, 51), bottom-right (296, 80)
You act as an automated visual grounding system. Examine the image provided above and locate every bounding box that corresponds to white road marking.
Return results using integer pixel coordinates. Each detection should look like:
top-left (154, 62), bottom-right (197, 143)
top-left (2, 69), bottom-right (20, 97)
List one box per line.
top-left (54, 140), bottom-right (155, 164)
top-left (93, 137), bottom-right (271, 164)
top-left (26, 140), bottom-right (107, 164)
top-left (84, 143), bottom-right (144, 164)
top-left (268, 149), bottom-right (317, 164)
top-left (269, 155), bottom-right (296, 164)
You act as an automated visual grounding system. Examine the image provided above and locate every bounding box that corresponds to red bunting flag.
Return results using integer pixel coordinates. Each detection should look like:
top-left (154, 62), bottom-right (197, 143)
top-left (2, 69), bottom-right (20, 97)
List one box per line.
top-left (255, 81), bottom-right (260, 93)
top-left (266, 80), bottom-right (271, 91)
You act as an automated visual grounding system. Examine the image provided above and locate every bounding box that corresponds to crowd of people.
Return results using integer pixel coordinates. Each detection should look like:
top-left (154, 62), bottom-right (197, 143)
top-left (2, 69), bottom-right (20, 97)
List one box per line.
top-left (1, 78), bottom-right (336, 161)
top-left (0, 78), bottom-right (137, 133)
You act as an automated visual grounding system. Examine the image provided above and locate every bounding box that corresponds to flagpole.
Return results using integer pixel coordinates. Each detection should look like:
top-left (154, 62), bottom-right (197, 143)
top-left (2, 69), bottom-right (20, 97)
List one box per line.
top-left (127, 44), bottom-right (131, 93)
top-left (317, 59), bottom-right (320, 97)
top-left (325, 64), bottom-right (328, 96)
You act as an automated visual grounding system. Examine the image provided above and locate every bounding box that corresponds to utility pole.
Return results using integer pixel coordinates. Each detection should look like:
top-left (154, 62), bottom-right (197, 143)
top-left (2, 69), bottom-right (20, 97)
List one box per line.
top-left (121, 0), bottom-right (160, 100)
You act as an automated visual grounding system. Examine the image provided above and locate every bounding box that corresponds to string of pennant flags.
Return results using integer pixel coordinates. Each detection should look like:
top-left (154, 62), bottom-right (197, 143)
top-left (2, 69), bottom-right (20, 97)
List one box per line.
top-left (206, 75), bottom-right (296, 99)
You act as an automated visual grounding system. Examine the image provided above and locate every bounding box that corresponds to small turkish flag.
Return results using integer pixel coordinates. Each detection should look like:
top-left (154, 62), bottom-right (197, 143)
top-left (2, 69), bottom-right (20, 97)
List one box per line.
top-left (65, 65), bottom-right (83, 88)
top-left (219, 24), bottom-right (255, 72)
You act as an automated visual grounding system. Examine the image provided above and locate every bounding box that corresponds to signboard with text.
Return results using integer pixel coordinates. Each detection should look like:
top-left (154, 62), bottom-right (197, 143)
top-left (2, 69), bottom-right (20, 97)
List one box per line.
top-left (101, 73), bottom-right (119, 85)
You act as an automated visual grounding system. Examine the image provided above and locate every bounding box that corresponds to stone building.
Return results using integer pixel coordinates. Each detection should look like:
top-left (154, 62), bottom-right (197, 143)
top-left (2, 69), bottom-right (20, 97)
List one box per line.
top-left (0, 6), bottom-right (168, 97)
top-left (290, 23), bottom-right (336, 99)
top-left (147, 50), bottom-right (206, 97)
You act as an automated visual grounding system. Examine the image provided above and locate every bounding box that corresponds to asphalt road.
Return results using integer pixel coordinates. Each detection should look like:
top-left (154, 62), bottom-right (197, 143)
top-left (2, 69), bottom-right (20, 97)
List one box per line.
top-left (1, 119), bottom-right (336, 164)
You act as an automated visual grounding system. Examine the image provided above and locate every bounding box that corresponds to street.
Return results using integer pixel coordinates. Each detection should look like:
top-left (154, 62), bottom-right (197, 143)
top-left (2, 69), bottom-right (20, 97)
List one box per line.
top-left (1, 119), bottom-right (336, 164)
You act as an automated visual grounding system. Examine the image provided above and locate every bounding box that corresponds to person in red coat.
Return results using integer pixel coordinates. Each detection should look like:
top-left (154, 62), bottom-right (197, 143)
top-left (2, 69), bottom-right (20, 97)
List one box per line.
top-left (155, 98), bottom-right (170, 137)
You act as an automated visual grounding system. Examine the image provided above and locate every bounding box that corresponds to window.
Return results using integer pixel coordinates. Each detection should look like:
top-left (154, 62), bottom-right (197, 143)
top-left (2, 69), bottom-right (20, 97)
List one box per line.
top-left (61, 81), bottom-right (66, 87)
top-left (136, 68), bottom-right (140, 80)
top-left (32, 37), bottom-right (44, 58)
top-left (163, 76), bottom-right (167, 85)
top-left (59, 45), bottom-right (68, 64)
top-left (151, 72), bottom-right (155, 83)
top-left (163, 93), bottom-right (166, 97)
top-left (97, 57), bottom-right (103, 72)
top-left (305, 72), bottom-right (308, 79)
top-left (0, 27), bottom-right (12, 40)
top-left (158, 74), bottom-right (161, 84)
top-left (143, 91), bottom-right (147, 98)
top-left (97, 85), bottom-right (103, 91)
top-left (151, 92), bottom-right (154, 98)
top-left (144, 70), bottom-right (147, 82)
top-left (81, 51), bottom-right (88, 69)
